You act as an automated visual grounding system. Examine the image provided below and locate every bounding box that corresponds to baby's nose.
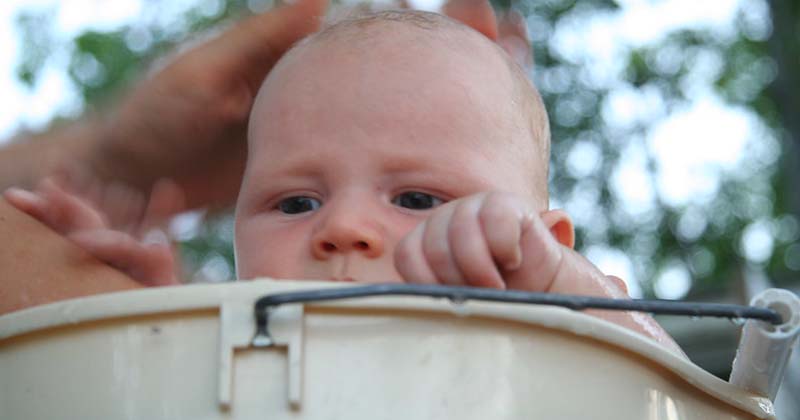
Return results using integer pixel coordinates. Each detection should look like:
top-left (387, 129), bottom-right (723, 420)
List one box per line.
top-left (311, 216), bottom-right (384, 260)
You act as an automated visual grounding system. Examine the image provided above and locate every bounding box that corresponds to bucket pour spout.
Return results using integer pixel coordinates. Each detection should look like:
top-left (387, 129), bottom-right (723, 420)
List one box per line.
top-left (730, 288), bottom-right (800, 400)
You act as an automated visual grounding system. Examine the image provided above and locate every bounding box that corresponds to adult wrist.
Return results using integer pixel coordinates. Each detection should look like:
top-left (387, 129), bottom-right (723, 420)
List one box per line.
top-left (0, 117), bottom-right (102, 191)
top-left (46, 115), bottom-right (126, 192)
top-left (80, 110), bottom-right (158, 197)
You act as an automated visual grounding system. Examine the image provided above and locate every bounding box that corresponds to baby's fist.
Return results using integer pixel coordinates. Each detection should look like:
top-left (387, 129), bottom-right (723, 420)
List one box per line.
top-left (394, 191), bottom-right (574, 291)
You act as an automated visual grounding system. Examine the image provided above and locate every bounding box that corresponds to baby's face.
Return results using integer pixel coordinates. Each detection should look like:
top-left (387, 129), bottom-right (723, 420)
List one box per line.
top-left (235, 24), bottom-right (540, 282)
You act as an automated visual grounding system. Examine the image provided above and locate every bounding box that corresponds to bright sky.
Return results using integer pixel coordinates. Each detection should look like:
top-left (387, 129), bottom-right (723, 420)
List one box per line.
top-left (0, 0), bottom-right (211, 138)
top-left (0, 0), bottom-right (776, 297)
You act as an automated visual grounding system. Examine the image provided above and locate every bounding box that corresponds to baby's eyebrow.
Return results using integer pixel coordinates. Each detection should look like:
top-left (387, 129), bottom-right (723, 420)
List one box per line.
top-left (380, 156), bottom-right (467, 176)
top-left (240, 160), bottom-right (325, 202)
top-left (254, 158), bottom-right (326, 179)
top-left (248, 154), bottom-right (495, 194)
top-left (381, 157), bottom-right (491, 185)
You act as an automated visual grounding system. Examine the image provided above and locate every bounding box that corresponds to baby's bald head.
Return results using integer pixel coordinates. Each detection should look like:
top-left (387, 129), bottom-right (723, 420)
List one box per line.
top-left (249, 10), bottom-right (551, 207)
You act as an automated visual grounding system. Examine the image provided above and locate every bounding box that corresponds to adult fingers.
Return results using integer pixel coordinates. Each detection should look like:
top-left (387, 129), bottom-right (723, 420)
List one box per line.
top-left (138, 178), bottom-right (186, 234)
top-left (443, 0), bottom-right (498, 40)
top-left (101, 182), bottom-right (145, 232)
top-left (496, 9), bottom-right (533, 71)
top-left (3, 187), bottom-right (49, 222)
top-left (394, 221), bottom-right (438, 285)
top-left (55, 167), bottom-right (148, 232)
top-left (38, 178), bottom-right (108, 232)
top-left (448, 197), bottom-right (505, 289)
top-left (210, 0), bottom-right (328, 92)
top-left (69, 229), bottom-right (178, 287)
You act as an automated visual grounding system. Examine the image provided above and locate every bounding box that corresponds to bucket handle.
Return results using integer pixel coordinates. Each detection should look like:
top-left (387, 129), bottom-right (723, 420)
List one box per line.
top-left (252, 284), bottom-right (782, 347)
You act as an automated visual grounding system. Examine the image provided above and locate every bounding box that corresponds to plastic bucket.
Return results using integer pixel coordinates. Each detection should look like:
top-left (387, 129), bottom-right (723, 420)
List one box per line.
top-left (0, 279), bottom-right (774, 419)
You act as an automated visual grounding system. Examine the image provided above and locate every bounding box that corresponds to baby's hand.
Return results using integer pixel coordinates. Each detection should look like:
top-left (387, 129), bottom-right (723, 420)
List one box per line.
top-left (3, 178), bottom-right (180, 287)
top-left (393, 191), bottom-right (685, 354)
top-left (394, 191), bottom-right (568, 291)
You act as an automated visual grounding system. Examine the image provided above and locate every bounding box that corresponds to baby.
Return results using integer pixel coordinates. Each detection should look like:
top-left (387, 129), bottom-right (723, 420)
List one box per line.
top-left (5, 10), bottom-right (682, 353)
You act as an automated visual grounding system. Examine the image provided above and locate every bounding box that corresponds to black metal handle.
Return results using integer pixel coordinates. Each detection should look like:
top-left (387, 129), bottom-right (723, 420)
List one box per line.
top-left (251, 284), bottom-right (783, 345)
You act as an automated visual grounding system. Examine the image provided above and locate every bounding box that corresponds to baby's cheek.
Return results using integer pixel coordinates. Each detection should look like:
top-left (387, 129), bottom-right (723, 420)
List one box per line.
top-left (236, 245), bottom-right (303, 279)
top-left (386, 215), bottom-right (425, 255)
top-left (233, 223), bottom-right (297, 279)
top-left (392, 215), bottom-right (427, 241)
top-left (392, 213), bottom-right (428, 236)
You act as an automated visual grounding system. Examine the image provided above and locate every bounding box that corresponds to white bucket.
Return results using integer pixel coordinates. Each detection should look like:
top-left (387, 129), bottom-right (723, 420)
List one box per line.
top-left (0, 279), bottom-right (775, 419)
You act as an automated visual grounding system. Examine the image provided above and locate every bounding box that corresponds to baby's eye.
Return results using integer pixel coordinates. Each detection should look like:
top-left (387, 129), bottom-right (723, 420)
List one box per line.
top-left (276, 196), bottom-right (321, 214)
top-left (391, 191), bottom-right (444, 210)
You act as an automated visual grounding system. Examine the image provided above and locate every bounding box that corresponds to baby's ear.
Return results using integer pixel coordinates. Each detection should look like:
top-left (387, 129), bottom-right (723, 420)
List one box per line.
top-left (442, 0), bottom-right (499, 40)
top-left (540, 209), bottom-right (574, 249)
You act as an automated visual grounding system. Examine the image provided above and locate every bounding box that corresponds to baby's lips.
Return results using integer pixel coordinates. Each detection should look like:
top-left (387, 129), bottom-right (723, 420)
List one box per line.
top-left (328, 276), bottom-right (356, 282)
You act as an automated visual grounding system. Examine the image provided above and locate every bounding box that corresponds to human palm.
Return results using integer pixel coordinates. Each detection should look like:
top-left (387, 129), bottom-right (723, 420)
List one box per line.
top-left (88, 0), bottom-right (328, 210)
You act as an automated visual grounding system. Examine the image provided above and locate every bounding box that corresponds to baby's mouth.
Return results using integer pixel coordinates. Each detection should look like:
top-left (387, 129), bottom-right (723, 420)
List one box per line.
top-left (320, 256), bottom-right (402, 284)
top-left (326, 275), bottom-right (406, 284)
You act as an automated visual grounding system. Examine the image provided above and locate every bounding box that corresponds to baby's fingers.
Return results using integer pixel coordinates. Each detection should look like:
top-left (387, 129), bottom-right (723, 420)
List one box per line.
top-left (504, 214), bottom-right (564, 292)
top-left (422, 204), bottom-right (467, 285)
top-left (479, 192), bottom-right (527, 272)
top-left (394, 221), bottom-right (439, 285)
top-left (448, 198), bottom-right (505, 289)
top-left (69, 229), bottom-right (178, 287)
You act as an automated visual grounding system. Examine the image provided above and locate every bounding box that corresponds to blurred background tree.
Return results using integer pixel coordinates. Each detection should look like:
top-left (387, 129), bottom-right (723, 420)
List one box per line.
top-left (4, 0), bottom-right (799, 414)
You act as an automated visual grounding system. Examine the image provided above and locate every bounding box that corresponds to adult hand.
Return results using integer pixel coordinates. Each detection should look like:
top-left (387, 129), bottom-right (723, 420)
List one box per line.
top-left (443, 0), bottom-right (533, 70)
top-left (86, 0), bottom-right (327, 211)
top-left (5, 178), bottom-right (181, 286)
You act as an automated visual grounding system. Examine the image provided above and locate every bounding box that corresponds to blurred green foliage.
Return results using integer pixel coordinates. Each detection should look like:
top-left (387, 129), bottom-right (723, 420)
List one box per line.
top-left (15, 10), bottom-right (55, 88)
top-left (12, 0), bottom-right (800, 295)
